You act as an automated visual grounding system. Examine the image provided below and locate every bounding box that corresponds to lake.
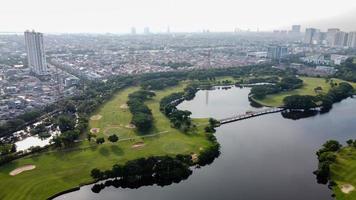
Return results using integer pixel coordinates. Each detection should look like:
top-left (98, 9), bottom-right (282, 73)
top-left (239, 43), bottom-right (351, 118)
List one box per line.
top-left (56, 86), bottom-right (356, 200)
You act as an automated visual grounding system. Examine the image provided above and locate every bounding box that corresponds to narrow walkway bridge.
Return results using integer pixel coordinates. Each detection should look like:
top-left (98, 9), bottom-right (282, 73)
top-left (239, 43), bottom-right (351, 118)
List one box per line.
top-left (219, 108), bottom-right (285, 124)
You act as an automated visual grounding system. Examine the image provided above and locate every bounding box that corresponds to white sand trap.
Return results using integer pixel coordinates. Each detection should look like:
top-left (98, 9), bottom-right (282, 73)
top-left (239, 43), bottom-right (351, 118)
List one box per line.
top-left (340, 184), bottom-right (355, 194)
top-left (90, 128), bottom-right (100, 134)
top-left (90, 115), bottom-right (102, 121)
top-left (10, 165), bottom-right (36, 176)
top-left (125, 124), bottom-right (136, 129)
top-left (191, 153), bottom-right (198, 163)
top-left (132, 142), bottom-right (145, 149)
top-left (120, 104), bottom-right (128, 109)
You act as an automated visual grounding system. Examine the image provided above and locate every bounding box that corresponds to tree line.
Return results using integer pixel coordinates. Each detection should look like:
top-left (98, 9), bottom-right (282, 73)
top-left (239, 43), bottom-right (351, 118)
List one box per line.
top-left (250, 76), bottom-right (303, 99)
top-left (90, 155), bottom-right (193, 193)
top-left (127, 90), bottom-right (156, 133)
top-left (283, 82), bottom-right (354, 111)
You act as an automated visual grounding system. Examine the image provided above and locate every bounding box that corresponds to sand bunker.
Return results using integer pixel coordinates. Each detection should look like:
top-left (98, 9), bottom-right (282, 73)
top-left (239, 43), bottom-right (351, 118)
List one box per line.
top-left (90, 115), bottom-right (102, 121)
top-left (340, 184), bottom-right (355, 194)
top-left (120, 104), bottom-right (128, 109)
top-left (191, 153), bottom-right (198, 163)
top-left (125, 124), bottom-right (136, 129)
top-left (90, 128), bottom-right (100, 134)
top-left (10, 165), bottom-right (36, 176)
top-left (132, 142), bottom-right (145, 149)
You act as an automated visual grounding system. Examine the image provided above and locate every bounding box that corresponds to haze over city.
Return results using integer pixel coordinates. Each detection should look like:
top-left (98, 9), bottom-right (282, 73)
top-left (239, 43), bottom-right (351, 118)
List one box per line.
top-left (1, 1), bottom-right (356, 200)
top-left (2, 0), bottom-right (356, 33)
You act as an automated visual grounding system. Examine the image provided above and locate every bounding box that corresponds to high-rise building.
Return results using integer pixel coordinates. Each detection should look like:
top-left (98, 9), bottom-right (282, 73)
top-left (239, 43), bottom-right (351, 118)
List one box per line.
top-left (144, 27), bottom-right (150, 34)
top-left (346, 32), bottom-right (356, 48)
top-left (291, 25), bottom-right (301, 33)
top-left (334, 31), bottom-right (348, 47)
top-left (326, 28), bottom-right (340, 46)
top-left (304, 28), bottom-right (320, 44)
top-left (267, 46), bottom-right (288, 60)
top-left (24, 30), bottom-right (48, 75)
top-left (131, 27), bottom-right (136, 35)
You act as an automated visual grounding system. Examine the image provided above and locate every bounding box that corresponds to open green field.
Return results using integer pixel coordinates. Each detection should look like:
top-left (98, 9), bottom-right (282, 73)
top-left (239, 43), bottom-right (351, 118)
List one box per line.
top-left (0, 84), bottom-right (212, 200)
top-left (253, 77), bottom-right (356, 107)
top-left (331, 147), bottom-right (356, 199)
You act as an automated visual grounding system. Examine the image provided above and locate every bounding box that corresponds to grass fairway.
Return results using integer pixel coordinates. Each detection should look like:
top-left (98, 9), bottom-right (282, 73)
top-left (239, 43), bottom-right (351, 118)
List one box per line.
top-left (331, 147), bottom-right (356, 199)
top-left (0, 84), bottom-right (213, 200)
top-left (253, 77), bottom-right (356, 107)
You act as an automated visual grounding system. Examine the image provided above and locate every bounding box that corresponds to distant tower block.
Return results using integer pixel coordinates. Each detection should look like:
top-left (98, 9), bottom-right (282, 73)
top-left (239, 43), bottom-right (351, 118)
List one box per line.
top-left (131, 27), bottom-right (136, 35)
top-left (24, 30), bottom-right (48, 75)
top-left (205, 90), bottom-right (209, 105)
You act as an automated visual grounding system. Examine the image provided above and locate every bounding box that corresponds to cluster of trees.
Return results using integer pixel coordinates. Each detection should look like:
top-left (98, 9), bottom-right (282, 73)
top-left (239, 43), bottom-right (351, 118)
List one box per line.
top-left (90, 155), bottom-right (193, 192)
top-left (0, 108), bottom-right (52, 138)
top-left (242, 76), bottom-right (279, 84)
top-left (283, 95), bottom-right (317, 110)
top-left (198, 137), bottom-right (220, 166)
top-left (335, 58), bottom-right (356, 82)
top-left (51, 129), bottom-right (80, 148)
top-left (346, 139), bottom-right (356, 148)
top-left (160, 92), bottom-right (192, 132)
top-left (314, 140), bottom-right (342, 184)
top-left (141, 77), bottom-right (179, 90)
top-left (50, 109), bottom-right (82, 148)
top-left (0, 99), bottom-right (79, 138)
top-left (0, 143), bottom-right (16, 156)
top-left (319, 82), bottom-right (354, 112)
top-left (250, 85), bottom-right (281, 99)
top-left (282, 82), bottom-right (354, 111)
top-left (183, 84), bottom-right (199, 100)
top-left (30, 123), bottom-right (50, 139)
top-left (204, 118), bottom-right (220, 133)
top-left (127, 90), bottom-right (156, 132)
top-left (250, 76), bottom-right (303, 99)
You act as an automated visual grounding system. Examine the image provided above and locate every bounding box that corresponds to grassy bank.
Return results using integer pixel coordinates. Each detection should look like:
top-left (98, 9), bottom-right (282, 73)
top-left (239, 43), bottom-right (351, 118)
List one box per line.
top-left (331, 147), bottom-right (356, 199)
top-left (0, 84), bottom-right (213, 200)
top-left (253, 77), bottom-right (356, 107)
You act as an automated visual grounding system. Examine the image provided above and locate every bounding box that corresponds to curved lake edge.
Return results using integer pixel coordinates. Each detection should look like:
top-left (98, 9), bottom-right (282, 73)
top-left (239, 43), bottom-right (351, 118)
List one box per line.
top-left (56, 86), bottom-right (356, 200)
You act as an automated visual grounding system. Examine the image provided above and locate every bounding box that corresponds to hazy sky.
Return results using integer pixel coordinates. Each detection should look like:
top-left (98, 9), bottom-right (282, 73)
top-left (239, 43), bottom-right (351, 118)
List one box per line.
top-left (2, 0), bottom-right (356, 33)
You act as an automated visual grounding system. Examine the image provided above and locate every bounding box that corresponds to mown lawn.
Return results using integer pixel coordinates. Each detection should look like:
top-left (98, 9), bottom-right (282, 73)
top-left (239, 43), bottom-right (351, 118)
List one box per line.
top-left (253, 77), bottom-right (356, 107)
top-left (0, 84), bottom-right (212, 200)
top-left (331, 147), bottom-right (356, 200)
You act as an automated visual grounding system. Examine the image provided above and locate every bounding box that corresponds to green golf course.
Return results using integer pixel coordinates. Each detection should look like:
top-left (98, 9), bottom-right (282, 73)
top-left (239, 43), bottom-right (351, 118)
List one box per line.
top-left (331, 147), bottom-right (356, 199)
top-left (0, 83), bottom-right (213, 200)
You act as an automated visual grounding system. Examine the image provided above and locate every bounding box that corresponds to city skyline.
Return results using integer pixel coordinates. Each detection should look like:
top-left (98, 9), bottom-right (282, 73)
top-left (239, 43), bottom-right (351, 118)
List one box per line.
top-left (1, 0), bottom-right (356, 33)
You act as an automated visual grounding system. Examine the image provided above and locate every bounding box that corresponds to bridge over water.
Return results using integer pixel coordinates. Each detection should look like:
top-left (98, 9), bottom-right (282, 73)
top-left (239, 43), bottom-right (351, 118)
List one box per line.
top-left (219, 108), bottom-right (285, 124)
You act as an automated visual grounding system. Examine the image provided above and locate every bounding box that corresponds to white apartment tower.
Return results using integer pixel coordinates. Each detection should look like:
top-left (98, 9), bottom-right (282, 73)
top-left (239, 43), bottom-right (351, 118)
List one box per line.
top-left (24, 30), bottom-right (48, 75)
top-left (347, 32), bottom-right (356, 48)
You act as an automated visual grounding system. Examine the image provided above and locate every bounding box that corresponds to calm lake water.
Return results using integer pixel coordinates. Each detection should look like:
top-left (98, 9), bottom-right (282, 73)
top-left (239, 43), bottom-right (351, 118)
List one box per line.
top-left (56, 86), bottom-right (356, 200)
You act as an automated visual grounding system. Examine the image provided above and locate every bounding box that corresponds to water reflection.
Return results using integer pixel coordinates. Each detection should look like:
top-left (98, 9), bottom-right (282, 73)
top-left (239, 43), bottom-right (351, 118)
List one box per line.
top-left (56, 87), bottom-right (356, 200)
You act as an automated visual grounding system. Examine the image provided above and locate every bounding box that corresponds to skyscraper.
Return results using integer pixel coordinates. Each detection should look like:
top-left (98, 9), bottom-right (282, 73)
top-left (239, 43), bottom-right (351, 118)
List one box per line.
top-left (346, 32), bottom-right (356, 48)
top-left (291, 25), bottom-right (301, 33)
top-left (131, 27), bottom-right (136, 35)
top-left (267, 46), bottom-right (288, 61)
top-left (326, 28), bottom-right (340, 46)
top-left (24, 30), bottom-right (48, 75)
top-left (304, 28), bottom-right (320, 44)
top-left (334, 31), bottom-right (347, 47)
top-left (144, 27), bottom-right (150, 34)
